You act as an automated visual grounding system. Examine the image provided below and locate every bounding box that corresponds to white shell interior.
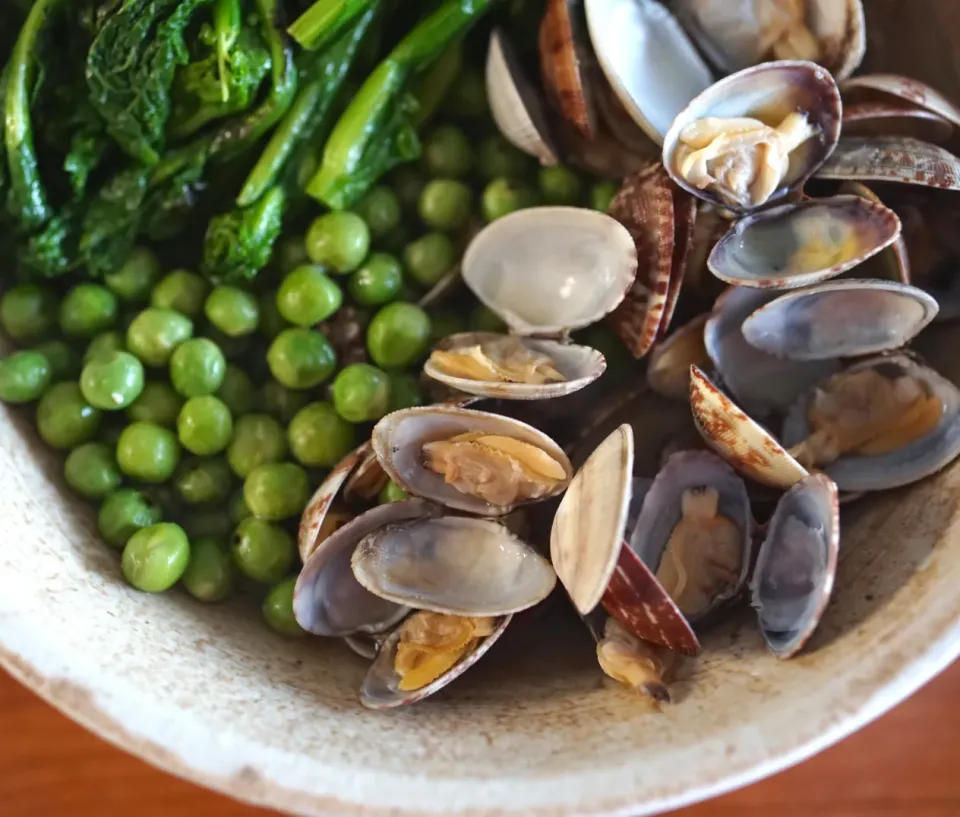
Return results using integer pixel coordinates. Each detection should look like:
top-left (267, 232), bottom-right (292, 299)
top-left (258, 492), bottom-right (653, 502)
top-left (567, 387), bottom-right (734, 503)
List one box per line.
top-left (423, 332), bottom-right (606, 401)
top-left (741, 279), bottom-right (939, 360)
top-left (461, 207), bottom-right (638, 335)
top-left (585, 0), bottom-right (713, 143)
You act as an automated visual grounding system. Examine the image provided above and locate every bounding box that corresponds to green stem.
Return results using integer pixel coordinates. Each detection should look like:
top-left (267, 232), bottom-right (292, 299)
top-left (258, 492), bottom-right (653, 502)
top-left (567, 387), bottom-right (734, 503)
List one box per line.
top-left (411, 38), bottom-right (463, 128)
top-left (214, 0), bottom-right (242, 102)
top-left (389, 0), bottom-right (492, 67)
top-left (287, 0), bottom-right (377, 51)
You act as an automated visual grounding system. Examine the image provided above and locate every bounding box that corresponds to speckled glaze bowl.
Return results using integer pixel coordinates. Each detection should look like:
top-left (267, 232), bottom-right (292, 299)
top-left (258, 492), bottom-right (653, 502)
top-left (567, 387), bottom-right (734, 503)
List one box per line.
top-left (3, 3), bottom-right (960, 816)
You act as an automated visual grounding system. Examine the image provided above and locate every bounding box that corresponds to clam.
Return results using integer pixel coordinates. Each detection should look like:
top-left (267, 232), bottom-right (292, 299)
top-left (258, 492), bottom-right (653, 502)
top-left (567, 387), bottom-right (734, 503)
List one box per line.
top-left (593, 614), bottom-right (674, 703)
top-left (647, 313), bottom-right (709, 401)
top-left (551, 424), bottom-right (702, 655)
top-left (740, 279), bottom-right (939, 360)
top-left (351, 516), bottom-right (557, 617)
top-left (372, 405), bottom-right (573, 516)
top-left (606, 165), bottom-right (698, 357)
top-left (704, 286), bottom-right (842, 418)
top-left (663, 60), bottom-right (842, 214)
top-left (781, 354), bottom-right (960, 492)
top-left (689, 365), bottom-right (809, 489)
top-left (584, 0), bottom-right (713, 144)
top-left (628, 450), bottom-right (753, 623)
top-left (671, 0), bottom-right (865, 81)
top-left (539, 0), bottom-right (598, 140)
top-left (343, 445), bottom-right (390, 503)
top-left (681, 204), bottom-right (733, 302)
top-left (424, 207), bottom-right (636, 399)
top-left (842, 101), bottom-right (954, 145)
top-left (707, 195), bottom-right (902, 290)
top-left (487, 28), bottom-right (558, 165)
top-left (841, 74), bottom-right (960, 130)
top-left (837, 182), bottom-right (911, 284)
top-left (752, 473), bottom-right (840, 658)
top-left (815, 136), bottom-right (960, 191)
top-left (360, 612), bottom-right (511, 710)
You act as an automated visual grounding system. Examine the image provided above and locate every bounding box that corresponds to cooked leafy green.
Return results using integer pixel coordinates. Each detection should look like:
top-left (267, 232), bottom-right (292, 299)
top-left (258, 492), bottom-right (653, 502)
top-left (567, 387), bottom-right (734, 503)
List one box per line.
top-left (202, 185), bottom-right (284, 282)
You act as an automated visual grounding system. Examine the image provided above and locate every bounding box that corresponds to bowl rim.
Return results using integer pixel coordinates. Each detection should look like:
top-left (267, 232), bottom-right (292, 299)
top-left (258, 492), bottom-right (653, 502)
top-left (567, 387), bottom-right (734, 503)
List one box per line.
top-left (2, 609), bottom-right (959, 817)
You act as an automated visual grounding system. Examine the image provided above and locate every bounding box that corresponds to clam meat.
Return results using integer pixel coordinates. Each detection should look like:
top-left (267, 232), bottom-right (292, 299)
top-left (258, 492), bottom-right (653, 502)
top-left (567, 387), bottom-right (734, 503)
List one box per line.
top-left (596, 616), bottom-right (672, 703)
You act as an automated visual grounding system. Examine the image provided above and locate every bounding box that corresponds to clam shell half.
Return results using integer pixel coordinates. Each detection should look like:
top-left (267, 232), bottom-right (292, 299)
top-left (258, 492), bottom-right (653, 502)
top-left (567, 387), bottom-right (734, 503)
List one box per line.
top-left (351, 516), bottom-right (557, 617)
top-left (707, 195), bottom-right (902, 290)
top-left (841, 73), bottom-right (960, 130)
top-left (815, 136), bottom-right (960, 191)
top-left (298, 443), bottom-right (368, 563)
top-left (751, 473), bottom-right (840, 659)
top-left (741, 279), bottom-right (939, 361)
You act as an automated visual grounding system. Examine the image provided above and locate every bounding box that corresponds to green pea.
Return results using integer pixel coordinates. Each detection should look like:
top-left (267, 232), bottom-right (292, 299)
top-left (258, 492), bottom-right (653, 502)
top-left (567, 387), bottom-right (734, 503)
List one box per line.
top-left (60, 284), bottom-right (118, 339)
top-left (478, 135), bottom-right (533, 180)
top-left (276, 234), bottom-right (310, 275)
top-left (391, 166), bottom-right (426, 211)
top-left (181, 538), bottom-right (234, 602)
top-left (367, 303), bottom-right (431, 369)
top-left (354, 187), bottom-right (402, 239)
top-left (276, 266), bottom-right (343, 327)
top-left (80, 351), bottom-right (145, 411)
top-left (482, 178), bottom-right (539, 222)
top-left (177, 395), bottom-right (233, 456)
top-left (267, 328), bottom-right (337, 390)
top-left (387, 372), bottom-right (424, 412)
top-left (182, 511), bottom-right (234, 541)
top-left (122, 523), bottom-right (190, 593)
top-left (288, 401), bottom-right (356, 468)
top-left (306, 212), bottom-right (370, 275)
top-left (1, 284), bottom-right (58, 343)
top-left (216, 365), bottom-right (254, 416)
top-left (230, 489), bottom-right (252, 524)
top-left (36, 383), bottom-right (101, 449)
top-left (174, 456), bottom-right (233, 504)
top-left (244, 462), bottom-right (309, 521)
top-left (98, 489), bottom-right (163, 549)
top-left (379, 480), bottom-right (409, 504)
top-left (423, 125), bottom-right (474, 178)
top-left (348, 253), bottom-right (403, 307)
top-left (150, 269), bottom-right (208, 318)
top-left (126, 382), bottom-right (184, 427)
top-left (470, 304), bottom-right (507, 333)
top-left (126, 308), bottom-right (194, 367)
top-left (64, 442), bottom-right (122, 499)
top-left (117, 422), bottom-right (181, 482)
top-left (590, 181), bottom-right (619, 212)
top-left (403, 233), bottom-right (455, 287)
top-left (332, 364), bottom-right (390, 423)
top-left (379, 224), bottom-right (412, 256)
top-left (84, 331), bottom-right (126, 365)
top-left (205, 287), bottom-right (259, 337)
top-left (169, 338), bottom-right (226, 398)
top-left (232, 518), bottom-right (294, 584)
top-left (105, 247), bottom-right (161, 302)
top-left (0, 351), bottom-right (52, 403)
top-left (444, 69), bottom-right (488, 118)
top-left (263, 577), bottom-right (306, 636)
top-left (227, 413), bottom-right (288, 478)
top-left (262, 380), bottom-right (309, 423)
top-left (31, 340), bottom-right (81, 381)
top-left (419, 180), bottom-right (472, 232)
top-left (257, 292), bottom-right (290, 342)
top-left (538, 165), bottom-right (583, 205)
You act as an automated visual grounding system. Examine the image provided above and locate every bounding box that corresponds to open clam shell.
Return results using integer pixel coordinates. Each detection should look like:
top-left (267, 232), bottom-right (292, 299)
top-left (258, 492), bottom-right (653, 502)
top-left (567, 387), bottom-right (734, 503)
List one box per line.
top-left (343, 445), bottom-right (389, 503)
top-left (423, 332), bottom-right (606, 401)
top-left (690, 365), bottom-right (808, 489)
top-left (838, 182), bottom-right (911, 284)
top-left (584, 0), bottom-right (713, 144)
top-left (359, 614), bottom-right (512, 710)
top-left (647, 313), bottom-right (709, 401)
top-left (551, 424), bottom-right (701, 655)
top-left (708, 195), bottom-right (902, 290)
top-left (704, 286), bottom-right (842, 418)
top-left (781, 355), bottom-right (960, 492)
top-left (841, 74), bottom-right (960, 130)
top-left (351, 516), bottom-right (556, 617)
top-left (293, 499), bottom-right (441, 637)
top-left (298, 444), bottom-right (368, 563)
top-left (663, 60), bottom-right (842, 214)
top-left (741, 279), bottom-right (939, 361)
top-left (539, 0), bottom-right (598, 140)
top-left (372, 406), bottom-right (573, 516)
top-left (752, 473), bottom-right (840, 659)
top-left (628, 450), bottom-right (753, 623)
top-left (487, 28), bottom-right (558, 166)
top-left (842, 101), bottom-right (954, 145)
top-left (462, 207), bottom-right (638, 337)
top-left (661, 188), bottom-right (698, 339)
top-left (815, 136), bottom-right (960, 191)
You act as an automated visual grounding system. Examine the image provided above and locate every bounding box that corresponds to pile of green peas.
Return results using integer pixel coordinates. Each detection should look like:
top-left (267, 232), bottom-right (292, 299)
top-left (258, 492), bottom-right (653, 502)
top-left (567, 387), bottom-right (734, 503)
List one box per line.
top-left (0, 104), bottom-right (624, 639)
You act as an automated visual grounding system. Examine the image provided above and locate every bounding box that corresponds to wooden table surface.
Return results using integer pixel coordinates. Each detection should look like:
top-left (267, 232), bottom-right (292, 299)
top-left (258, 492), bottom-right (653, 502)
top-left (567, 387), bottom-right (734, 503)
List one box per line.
top-left (2, 662), bottom-right (958, 817)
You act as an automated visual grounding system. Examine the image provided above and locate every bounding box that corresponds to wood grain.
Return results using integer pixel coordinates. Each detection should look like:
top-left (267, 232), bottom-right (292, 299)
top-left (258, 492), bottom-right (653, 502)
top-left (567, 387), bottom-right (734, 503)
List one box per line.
top-left (2, 661), bottom-right (960, 817)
